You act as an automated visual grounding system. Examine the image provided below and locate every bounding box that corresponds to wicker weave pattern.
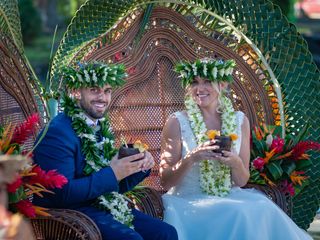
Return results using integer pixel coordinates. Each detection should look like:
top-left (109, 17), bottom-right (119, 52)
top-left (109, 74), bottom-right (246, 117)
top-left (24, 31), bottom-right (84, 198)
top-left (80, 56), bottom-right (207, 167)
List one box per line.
top-left (50, 0), bottom-right (319, 229)
top-left (0, 33), bottom-right (46, 152)
top-left (0, 0), bottom-right (24, 54)
top-left (31, 209), bottom-right (102, 240)
top-left (83, 6), bottom-right (275, 192)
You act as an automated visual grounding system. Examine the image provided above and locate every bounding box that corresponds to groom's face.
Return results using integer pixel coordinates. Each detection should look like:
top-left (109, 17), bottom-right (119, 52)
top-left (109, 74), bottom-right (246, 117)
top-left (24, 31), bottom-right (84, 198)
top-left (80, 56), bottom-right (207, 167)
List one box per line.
top-left (77, 84), bottom-right (112, 120)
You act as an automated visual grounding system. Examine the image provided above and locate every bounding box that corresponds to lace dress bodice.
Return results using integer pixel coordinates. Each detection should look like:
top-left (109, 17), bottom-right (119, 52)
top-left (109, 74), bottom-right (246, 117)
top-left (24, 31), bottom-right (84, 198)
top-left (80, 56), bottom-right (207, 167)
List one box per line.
top-left (167, 111), bottom-right (244, 197)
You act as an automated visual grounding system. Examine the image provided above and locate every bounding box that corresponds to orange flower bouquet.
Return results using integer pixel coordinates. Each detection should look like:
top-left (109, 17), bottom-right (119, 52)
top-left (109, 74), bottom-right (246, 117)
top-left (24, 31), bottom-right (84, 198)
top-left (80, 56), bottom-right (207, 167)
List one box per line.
top-left (206, 130), bottom-right (238, 153)
top-left (0, 114), bottom-right (67, 217)
top-left (249, 124), bottom-right (320, 197)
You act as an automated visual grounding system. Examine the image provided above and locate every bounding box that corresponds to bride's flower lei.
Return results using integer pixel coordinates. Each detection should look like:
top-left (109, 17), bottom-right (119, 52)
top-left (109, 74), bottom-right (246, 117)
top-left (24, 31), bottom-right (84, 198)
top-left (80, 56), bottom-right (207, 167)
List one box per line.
top-left (62, 95), bottom-right (134, 228)
top-left (185, 93), bottom-right (237, 197)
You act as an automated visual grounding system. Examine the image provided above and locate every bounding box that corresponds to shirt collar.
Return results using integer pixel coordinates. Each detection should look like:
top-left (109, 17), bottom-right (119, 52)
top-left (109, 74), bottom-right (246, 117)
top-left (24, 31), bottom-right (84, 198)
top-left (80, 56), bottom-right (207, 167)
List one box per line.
top-left (83, 114), bottom-right (99, 127)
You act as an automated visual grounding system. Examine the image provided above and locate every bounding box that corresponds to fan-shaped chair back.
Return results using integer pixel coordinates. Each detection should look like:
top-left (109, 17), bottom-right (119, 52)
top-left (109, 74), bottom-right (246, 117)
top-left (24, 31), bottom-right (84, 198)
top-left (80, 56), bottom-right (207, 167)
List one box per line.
top-left (0, 33), bottom-right (46, 150)
top-left (29, 0), bottom-right (320, 229)
top-left (83, 7), bottom-right (276, 191)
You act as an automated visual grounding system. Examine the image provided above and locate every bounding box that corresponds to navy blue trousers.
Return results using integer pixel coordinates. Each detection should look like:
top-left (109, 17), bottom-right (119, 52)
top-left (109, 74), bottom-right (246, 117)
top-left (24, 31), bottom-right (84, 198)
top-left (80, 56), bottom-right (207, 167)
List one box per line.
top-left (78, 207), bottom-right (178, 240)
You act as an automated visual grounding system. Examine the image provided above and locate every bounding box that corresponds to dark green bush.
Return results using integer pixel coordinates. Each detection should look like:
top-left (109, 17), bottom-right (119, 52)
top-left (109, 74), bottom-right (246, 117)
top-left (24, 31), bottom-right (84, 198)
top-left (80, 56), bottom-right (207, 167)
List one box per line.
top-left (18, 0), bottom-right (42, 45)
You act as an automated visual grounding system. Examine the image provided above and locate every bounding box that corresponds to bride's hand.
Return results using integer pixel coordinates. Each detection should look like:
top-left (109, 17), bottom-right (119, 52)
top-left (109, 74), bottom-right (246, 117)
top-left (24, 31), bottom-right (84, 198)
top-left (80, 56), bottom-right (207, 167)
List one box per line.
top-left (186, 140), bottom-right (221, 163)
top-left (214, 150), bottom-right (243, 168)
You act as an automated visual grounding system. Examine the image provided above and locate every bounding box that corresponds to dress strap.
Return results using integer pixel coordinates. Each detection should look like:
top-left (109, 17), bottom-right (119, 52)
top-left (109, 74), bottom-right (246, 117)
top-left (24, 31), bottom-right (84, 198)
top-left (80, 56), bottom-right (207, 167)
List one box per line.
top-left (171, 111), bottom-right (197, 156)
top-left (234, 111), bottom-right (244, 154)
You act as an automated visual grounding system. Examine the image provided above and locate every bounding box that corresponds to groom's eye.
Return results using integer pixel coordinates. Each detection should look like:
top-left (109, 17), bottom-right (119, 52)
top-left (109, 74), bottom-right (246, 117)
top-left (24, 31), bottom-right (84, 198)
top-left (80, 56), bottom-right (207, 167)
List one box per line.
top-left (90, 88), bottom-right (99, 93)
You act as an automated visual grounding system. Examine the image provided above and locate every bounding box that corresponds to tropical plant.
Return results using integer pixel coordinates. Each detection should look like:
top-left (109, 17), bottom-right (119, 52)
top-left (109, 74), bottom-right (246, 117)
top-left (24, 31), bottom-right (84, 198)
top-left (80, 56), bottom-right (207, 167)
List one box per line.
top-left (249, 125), bottom-right (320, 197)
top-left (0, 114), bottom-right (68, 218)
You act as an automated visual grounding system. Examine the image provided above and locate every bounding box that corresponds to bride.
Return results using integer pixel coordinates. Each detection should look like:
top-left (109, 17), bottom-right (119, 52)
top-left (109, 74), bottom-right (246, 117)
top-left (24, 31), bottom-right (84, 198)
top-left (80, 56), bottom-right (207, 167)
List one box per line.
top-left (160, 58), bottom-right (312, 240)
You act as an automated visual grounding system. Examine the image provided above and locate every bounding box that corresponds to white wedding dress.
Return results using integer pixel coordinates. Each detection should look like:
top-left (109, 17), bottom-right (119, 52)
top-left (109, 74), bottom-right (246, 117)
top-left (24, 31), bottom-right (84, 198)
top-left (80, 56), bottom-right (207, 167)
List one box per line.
top-left (162, 111), bottom-right (312, 240)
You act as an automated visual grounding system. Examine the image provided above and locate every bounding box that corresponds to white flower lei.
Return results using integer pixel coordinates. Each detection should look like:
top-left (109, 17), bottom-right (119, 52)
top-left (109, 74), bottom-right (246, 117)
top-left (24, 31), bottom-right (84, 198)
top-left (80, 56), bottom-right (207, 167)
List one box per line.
top-left (63, 95), bottom-right (134, 228)
top-left (185, 93), bottom-right (237, 197)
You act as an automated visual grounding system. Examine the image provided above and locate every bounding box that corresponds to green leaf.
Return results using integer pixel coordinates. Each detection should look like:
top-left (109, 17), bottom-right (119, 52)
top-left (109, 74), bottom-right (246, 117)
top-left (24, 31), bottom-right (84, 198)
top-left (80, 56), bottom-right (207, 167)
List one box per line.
top-left (252, 137), bottom-right (267, 155)
top-left (249, 169), bottom-right (265, 184)
top-left (295, 159), bottom-right (312, 170)
top-left (8, 186), bottom-right (26, 204)
top-left (292, 123), bottom-right (310, 146)
top-left (266, 161), bottom-right (283, 180)
top-left (293, 179), bottom-right (310, 199)
top-left (282, 162), bottom-right (296, 176)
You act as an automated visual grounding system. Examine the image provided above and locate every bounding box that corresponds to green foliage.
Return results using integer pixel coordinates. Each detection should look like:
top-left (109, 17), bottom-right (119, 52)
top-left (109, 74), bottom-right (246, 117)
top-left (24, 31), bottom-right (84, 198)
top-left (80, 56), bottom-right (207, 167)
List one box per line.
top-left (18, 0), bottom-right (42, 45)
top-left (57, 0), bottom-right (87, 25)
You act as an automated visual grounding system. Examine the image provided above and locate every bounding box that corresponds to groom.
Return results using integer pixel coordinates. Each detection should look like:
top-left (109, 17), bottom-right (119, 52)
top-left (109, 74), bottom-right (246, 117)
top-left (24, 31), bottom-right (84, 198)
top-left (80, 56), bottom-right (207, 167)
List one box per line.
top-left (33, 62), bottom-right (178, 240)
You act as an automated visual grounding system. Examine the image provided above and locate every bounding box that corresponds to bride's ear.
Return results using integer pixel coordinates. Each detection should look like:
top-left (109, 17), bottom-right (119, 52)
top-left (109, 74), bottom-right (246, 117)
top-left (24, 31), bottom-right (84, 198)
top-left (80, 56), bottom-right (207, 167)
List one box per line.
top-left (219, 82), bottom-right (229, 91)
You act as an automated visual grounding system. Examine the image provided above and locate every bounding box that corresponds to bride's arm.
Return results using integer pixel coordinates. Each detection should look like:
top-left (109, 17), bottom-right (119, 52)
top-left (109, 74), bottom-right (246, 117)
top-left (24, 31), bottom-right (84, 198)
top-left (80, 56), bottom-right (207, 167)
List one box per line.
top-left (159, 116), bottom-right (195, 190)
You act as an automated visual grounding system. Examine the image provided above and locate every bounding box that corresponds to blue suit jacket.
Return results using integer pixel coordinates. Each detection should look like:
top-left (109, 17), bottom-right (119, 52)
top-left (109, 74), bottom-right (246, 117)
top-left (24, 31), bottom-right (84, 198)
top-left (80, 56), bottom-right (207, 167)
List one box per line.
top-left (33, 113), bottom-right (150, 210)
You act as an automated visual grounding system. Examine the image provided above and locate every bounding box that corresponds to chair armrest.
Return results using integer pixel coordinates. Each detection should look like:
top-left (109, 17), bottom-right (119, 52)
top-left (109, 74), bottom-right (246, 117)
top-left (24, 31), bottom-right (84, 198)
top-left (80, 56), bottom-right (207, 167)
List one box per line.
top-left (242, 183), bottom-right (292, 216)
top-left (129, 184), bottom-right (292, 221)
top-left (129, 187), bottom-right (164, 220)
top-left (30, 209), bottom-right (102, 240)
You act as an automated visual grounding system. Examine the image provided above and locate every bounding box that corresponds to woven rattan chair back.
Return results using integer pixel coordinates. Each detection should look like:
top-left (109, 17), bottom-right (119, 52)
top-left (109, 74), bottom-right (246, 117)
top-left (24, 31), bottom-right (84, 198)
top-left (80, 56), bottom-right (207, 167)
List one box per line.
top-left (0, 32), bottom-right (103, 240)
top-left (84, 7), bottom-right (275, 192)
top-left (0, 33), bottom-right (46, 150)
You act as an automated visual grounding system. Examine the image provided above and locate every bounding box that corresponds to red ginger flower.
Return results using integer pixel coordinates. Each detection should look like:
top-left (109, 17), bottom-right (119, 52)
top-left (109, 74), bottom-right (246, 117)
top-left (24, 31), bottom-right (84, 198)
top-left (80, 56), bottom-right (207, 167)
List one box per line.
top-left (280, 180), bottom-right (295, 197)
top-left (6, 175), bottom-right (23, 193)
top-left (252, 157), bottom-right (265, 171)
top-left (114, 52), bottom-right (123, 62)
top-left (127, 66), bottom-right (136, 75)
top-left (27, 166), bottom-right (68, 189)
top-left (291, 141), bottom-right (320, 160)
top-left (270, 137), bottom-right (285, 154)
top-left (15, 200), bottom-right (36, 218)
top-left (11, 113), bottom-right (40, 145)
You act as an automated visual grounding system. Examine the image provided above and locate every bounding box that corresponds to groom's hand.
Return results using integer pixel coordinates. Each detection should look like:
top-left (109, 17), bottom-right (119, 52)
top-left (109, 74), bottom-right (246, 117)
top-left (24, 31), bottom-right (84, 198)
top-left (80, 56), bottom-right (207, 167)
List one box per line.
top-left (110, 153), bottom-right (146, 181)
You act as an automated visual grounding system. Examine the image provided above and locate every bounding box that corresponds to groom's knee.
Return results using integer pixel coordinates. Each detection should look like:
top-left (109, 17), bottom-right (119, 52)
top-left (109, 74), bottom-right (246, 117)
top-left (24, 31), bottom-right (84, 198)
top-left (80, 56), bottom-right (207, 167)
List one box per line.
top-left (156, 223), bottom-right (178, 240)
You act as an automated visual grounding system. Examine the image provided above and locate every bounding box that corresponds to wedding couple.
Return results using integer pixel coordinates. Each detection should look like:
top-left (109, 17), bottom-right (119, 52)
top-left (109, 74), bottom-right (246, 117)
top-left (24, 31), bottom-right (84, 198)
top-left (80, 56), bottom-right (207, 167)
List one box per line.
top-left (33, 59), bottom-right (312, 239)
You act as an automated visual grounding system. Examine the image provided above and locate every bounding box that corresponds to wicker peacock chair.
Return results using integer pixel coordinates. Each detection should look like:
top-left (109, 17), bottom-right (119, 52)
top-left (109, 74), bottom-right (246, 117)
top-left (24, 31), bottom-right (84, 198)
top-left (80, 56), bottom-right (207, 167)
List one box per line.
top-left (1, 0), bottom-right (319, 238)
top-left (0, 1), bottom-right (103, 239)
top-left (47, 0), bottom-right (319, 231)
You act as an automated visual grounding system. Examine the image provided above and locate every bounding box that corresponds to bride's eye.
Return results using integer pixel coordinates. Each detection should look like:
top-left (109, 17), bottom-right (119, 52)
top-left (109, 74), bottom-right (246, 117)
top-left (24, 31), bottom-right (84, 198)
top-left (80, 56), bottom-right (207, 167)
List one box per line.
top-left (191, 81), bottom-right (198, 86)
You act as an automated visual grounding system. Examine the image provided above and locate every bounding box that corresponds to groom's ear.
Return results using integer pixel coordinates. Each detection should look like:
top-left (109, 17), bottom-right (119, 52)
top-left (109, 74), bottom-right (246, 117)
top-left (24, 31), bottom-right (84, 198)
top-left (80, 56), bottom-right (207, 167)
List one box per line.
top-left (70, 89), bottom-right (81, 100)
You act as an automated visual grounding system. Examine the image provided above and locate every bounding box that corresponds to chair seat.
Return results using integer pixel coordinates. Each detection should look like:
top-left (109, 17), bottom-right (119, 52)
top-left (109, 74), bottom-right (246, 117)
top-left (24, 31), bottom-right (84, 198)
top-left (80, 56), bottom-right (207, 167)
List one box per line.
top-left (30, 209), bottom-right (102, 240)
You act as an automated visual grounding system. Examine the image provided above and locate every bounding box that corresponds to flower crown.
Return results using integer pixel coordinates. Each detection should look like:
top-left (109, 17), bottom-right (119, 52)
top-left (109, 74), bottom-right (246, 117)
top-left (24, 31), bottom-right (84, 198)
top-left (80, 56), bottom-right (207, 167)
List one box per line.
top-left (62, 61), bottom-right (127, 90)
top-left (175, 58), bottom-right (236, 87)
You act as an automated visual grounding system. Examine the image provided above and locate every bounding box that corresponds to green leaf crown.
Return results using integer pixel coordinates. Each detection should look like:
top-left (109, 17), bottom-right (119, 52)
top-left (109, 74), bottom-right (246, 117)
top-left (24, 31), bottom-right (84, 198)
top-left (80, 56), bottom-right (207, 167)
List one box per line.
top-left (62, 61), bottom-right (127, 90)
top-left (175, 58), bottom-right (236, 88)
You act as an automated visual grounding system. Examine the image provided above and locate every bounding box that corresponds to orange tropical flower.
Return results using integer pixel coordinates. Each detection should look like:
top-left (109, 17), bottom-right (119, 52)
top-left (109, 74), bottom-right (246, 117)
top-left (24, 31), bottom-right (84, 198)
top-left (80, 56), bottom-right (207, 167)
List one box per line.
top-left (34, 206), bottom-right (50, 217)
top-left (290, 171), bottom-right (308, 186)
top-left (260, 173), bottom-right (276, 187)
top-left (274, 150), bottom-right (293, 160)
top-left (229, 133), bottom-right (238, 141)
top-left (253, 126), bottom-right (262, 141)
top-left (263, 148), bottom-right (276, 163)
top-left (206, 130), bottom-right (220, 140)
top-left (133, 140), bottom-right (149, 152)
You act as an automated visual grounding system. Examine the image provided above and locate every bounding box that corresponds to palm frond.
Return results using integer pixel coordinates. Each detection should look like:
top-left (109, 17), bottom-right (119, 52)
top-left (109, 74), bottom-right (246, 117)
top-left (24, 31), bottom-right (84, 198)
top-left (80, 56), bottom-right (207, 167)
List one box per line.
top-left (0, 0), bottom-right (24, 54)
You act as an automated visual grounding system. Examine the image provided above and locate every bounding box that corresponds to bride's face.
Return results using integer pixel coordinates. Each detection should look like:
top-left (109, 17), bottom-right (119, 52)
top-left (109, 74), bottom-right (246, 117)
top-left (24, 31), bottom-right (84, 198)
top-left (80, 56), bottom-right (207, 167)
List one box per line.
top-left (189, 76), bottom-right (219, 108)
